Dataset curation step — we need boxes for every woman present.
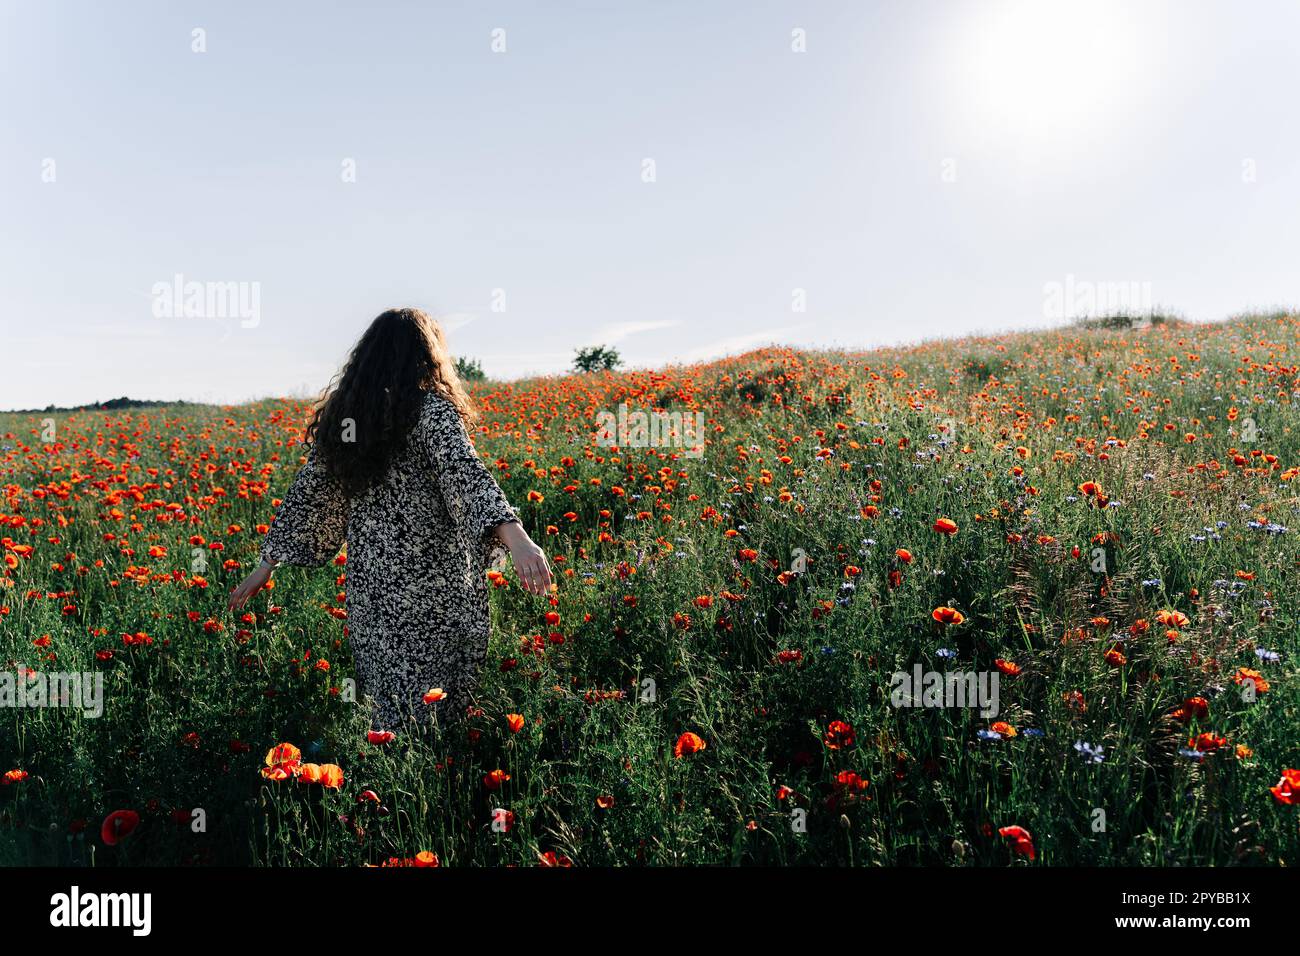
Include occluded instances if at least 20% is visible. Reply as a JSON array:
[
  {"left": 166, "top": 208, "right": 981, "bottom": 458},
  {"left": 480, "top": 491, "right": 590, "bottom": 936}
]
[{"left": 228, "top": 308, "right": 552, "bottom": 731}]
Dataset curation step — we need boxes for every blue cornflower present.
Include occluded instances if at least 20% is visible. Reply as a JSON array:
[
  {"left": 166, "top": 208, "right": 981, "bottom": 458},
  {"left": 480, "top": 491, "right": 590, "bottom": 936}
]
[{"left": 1074, "top": 741, "right": 1105, "bottom": 763}]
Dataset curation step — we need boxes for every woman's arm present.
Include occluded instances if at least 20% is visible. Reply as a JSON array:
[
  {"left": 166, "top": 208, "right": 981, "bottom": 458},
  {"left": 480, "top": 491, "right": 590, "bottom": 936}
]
[
  {"left": 420, "top": 392, "right": 553, "bottom": 596},
  {"left": 228, "top": 444, "right": 345, "bottom": 611}
]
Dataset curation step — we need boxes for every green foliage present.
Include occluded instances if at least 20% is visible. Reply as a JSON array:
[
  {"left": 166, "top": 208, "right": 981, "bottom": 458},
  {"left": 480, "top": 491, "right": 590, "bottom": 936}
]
[
  {"left": 572, "top": 345, "right": 623, "bottom": 374},
  {"left": 454, "top": 356, "right": 486, "bottom": 382}
]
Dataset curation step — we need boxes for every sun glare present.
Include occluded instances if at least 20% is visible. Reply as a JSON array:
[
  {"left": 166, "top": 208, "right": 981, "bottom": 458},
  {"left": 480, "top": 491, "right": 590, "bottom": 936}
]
[{"left": 955, "top": 0, "right": 1148, "bottom": 147}]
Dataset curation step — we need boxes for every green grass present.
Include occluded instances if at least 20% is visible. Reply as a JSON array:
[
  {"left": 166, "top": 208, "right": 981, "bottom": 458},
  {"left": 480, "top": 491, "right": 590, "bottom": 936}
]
[{"left": 1, "top": 313, "right": 1297, "bottom": 866}]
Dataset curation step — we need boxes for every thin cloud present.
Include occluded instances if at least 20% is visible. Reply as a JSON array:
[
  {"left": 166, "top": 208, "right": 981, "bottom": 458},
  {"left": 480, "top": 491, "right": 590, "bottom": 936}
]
[
  {"left": 437, "top": 313, "right": 478, "bottom": 333},
  {"left": 586, "top": 319, "right": 683, "bottom": 347}
]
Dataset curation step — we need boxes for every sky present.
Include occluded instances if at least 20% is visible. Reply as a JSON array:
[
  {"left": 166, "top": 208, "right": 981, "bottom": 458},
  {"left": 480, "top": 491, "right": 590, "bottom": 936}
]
[{"left": 2, "top": 0, "right": 1299, "bottom": 409}]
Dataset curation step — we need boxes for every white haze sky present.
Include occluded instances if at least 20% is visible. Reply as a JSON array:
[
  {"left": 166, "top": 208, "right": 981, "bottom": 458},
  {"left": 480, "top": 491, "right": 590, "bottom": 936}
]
[{"left": 2, "top": 0, "right": 1299, "bottom": 409}]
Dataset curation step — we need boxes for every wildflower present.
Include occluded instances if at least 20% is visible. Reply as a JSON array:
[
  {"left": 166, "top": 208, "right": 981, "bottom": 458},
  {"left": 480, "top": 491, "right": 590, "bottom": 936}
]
[
  {"left": 1187, "top": 732, "right": 1227, "bottom": 754},
  {"left": 932, "top": 606, "right": 965, "bottom": 625},
  {"left": 261, "top": 742, "right": 302, "bottom": 780},
  {"left": 674, "top": 731, "right": 707, "bottom": 758},
  {"left": 318, "top": 764, "right": 344, "bottom": 789},
  {"left": 1169, "top": 696, "right": 1209, "bottom": 722},
  {"left": 822, "top": 721, "right": 855, "bottom": 750},
  {"left": 1155, "top": 609, "right": 1190, "bottom": 628},
  {"left": 1270, "top": 769, "right": 1300, "bottom": 805},
  {"left": 1073, "top": 741, "right": 1105, "bottom": 763},
  {"left": 1233, "top": 668, "right": 1270, "bottom": 694},
  {"left": 998, "top": 825, "right": 1035, "bottom": 861},
  {"left": 101, "top": 809, "right": 141, "bottom": 847}
]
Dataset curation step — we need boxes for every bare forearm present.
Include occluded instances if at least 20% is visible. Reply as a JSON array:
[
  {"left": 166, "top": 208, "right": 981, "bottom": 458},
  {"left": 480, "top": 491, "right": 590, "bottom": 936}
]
[{"left": 494, "top": 519, "right": 528, "bottom": 548}]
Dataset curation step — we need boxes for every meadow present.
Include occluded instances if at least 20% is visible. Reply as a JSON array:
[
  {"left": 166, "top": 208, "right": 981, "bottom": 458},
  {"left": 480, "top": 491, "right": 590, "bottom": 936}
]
[{"left": 1, "top": 313, "right": 1297, "bottom": 866}]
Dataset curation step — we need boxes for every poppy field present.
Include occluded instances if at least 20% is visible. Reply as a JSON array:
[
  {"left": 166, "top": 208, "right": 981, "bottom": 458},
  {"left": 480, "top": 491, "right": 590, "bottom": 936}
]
[{"left": 1, "top": 313, "right": 1298, "bottom": 867}]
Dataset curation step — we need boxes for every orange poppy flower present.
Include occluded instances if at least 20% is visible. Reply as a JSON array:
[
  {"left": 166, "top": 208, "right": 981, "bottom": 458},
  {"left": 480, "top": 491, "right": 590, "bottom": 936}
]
[
  {"left": 932, "top": 606, "right": 965, "bottom": 625},
  {"left": 319, "top": 764, "right": 345, "bottom": 789},
  {"left": 1270, "top": 769, "right": 1300, "bottom": 805},
  {"left": 1233, "top": 668, "right": 1270, "bottom": 694},
  {"left": 264, "top": 742, "right": 301, "bottom": 768},
  {"left": 1155, "top": 609, "right": 1189, "bottom": 628},
  {"left": 674, "top": 732, "right": 707, "bottom": 758}
]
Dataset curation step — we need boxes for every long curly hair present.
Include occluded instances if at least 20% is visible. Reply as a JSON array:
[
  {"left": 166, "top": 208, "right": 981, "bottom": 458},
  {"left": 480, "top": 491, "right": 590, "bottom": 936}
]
[{"left": 306, "top": 308, "right": 477, "bottom": 498}]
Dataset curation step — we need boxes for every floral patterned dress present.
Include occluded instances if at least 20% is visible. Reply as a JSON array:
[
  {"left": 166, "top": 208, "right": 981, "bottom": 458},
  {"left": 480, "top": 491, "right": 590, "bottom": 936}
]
[{"left": 260, "top": 390, "right": 519, "bottom": 731}]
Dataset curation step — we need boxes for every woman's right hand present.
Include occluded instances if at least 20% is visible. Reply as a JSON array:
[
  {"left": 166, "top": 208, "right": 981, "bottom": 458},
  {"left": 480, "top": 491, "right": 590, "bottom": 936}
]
[
  {"left": 497, "top": 522, "right": 553, "bottom": 595},
  {"left": 228, "top": 561, "right": 275, "bottom": 611}
]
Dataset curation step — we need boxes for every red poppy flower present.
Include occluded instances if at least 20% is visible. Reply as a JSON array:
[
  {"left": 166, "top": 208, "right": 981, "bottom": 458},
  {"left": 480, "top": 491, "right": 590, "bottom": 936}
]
[
  {"left": 101, "top": 809, "right": 141, "bottom": 846},
  {"left": 673, "top": 732, "right": 707, "bottom": 758},
  {"left": 998, "top": 825, "right": 1035, "bottom": 860},
  {"left": 1270, "top": 769, "right": 1300, "bottom": 805},
  {"left": 823, "top": 720, "right": 855, "bottom": 750}
]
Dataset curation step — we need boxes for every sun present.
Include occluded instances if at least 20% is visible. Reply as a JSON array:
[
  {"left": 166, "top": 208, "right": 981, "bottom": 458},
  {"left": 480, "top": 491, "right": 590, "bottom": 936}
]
[{"left": 951, "top": 0, "right": 1148, "bottom": 148}]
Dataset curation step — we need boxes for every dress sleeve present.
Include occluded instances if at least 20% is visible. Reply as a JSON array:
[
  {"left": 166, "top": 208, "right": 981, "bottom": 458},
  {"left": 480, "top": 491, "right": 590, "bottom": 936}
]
[
  {"left": 418, "top": 392, "right": 519, "bottom": 566},
  {"left": 260, "top": 444, "right": 348, "bottom": 567}
]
